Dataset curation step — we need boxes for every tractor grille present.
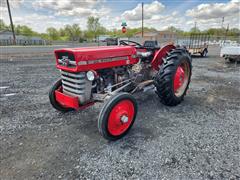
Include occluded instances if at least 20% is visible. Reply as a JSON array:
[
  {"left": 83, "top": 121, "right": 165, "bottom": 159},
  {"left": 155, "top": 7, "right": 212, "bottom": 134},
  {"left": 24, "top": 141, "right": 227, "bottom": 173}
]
[{"left": 61, "top": 70, "right": 92, "bottom": 104}]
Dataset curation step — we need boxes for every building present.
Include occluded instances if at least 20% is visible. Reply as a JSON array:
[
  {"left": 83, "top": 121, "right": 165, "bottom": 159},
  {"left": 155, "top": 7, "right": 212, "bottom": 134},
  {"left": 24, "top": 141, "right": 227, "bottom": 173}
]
[
  {"left": 134, "top": 31, "right": 177, "bottom": 44},
  {"left": 0, "top": 30, "right": 47, "bottom": 46}
]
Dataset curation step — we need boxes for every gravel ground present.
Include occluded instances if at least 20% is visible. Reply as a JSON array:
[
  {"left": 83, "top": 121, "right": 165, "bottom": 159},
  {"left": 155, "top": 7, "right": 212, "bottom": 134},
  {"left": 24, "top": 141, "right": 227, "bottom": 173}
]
[{"left": 0, "top": 46, "right": 239, "bottom": 179}]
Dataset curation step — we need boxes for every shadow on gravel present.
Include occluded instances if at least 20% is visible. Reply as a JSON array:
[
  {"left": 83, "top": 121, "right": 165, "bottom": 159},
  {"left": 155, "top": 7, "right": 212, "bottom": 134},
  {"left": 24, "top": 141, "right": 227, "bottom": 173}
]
[{"left": 225, "top": 60, "right": 240, "bottom": 66}]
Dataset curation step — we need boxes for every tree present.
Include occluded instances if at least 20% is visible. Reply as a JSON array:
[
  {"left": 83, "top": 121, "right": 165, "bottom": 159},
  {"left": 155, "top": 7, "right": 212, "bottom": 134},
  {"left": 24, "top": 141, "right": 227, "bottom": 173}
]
[
  {"left": 15, "top": 25, "right": 35, "bottom": 36},
  {"left": 15, "top": 25, "right": 21, "bottom": 34},
  {"left": 190, "top": 27, "right": 201, "bottom": 33},
  {"left": 87, "top": 16, "right": 101, "bottom": 40},
  {"left": 59, "top": 28, "right": 66, "bottom": 36},
  {"left": 228, "top": 28, "right": 240, "bottom": 36},
  {"left": 71, "top": 24, "right": 81, "bottom": 41},
  {"left": 97, "top": 26, "right": 107, "bottom": 35},
  {"left": 0, "top": 19, "right": 8, "bottom": 30},
  {"left": 106, "top": 27, "right": 158, "bottom": 38},
  {"left": 167, "top": 26, "right": 184, "bottom": 34},
  {"left": 64, "top": 24, "right": 81, "bottom": 41},
  {"left": 46, "top": 27, "right": 59, "bottom": 40}
]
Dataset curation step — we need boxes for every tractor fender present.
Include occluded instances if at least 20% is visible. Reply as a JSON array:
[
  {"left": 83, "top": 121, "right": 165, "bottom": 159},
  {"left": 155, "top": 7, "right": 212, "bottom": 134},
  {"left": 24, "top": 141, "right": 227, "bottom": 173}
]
[{"left": 151, "top": 44, "right": 176, "bottom": 71}]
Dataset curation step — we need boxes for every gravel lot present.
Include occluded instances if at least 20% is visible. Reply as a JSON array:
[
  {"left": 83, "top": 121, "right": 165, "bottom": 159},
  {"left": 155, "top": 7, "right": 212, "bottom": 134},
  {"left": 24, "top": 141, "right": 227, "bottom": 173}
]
[{"left": 0, "top": 45, "right": 239, "bottom": 179}]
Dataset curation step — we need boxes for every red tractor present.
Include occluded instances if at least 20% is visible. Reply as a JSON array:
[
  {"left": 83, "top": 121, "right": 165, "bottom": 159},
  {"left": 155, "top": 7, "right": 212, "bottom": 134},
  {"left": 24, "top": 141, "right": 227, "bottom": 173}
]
[{"left": 49, "top": 40, "right": 192, "bottom": 140}]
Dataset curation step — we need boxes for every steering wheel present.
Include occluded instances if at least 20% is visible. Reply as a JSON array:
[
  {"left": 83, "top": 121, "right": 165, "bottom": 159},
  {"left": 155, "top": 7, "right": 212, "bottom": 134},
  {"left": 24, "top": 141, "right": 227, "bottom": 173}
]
[{"left": 119, "top": 40, "right": 143, "bottom": 48}]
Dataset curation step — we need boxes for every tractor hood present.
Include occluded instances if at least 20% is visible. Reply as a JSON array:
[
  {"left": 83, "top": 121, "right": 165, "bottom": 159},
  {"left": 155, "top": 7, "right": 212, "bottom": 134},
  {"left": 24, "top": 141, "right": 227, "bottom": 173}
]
[{"left": 54, "top": 46, "right": 138, "bottom": 72}]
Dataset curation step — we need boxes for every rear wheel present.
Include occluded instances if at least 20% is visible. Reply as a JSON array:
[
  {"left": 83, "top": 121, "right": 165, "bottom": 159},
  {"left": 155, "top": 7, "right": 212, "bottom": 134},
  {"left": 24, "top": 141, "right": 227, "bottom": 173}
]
[
  {"left": 201, "top": 49, "right": 208, "bottom": 57},
  {"left": 229, "top": 58, "right": 236, "bottom": 63},
  {"left": 49, "top": 79, "right": 73, "bottom": 112},
  {"left": 154, "top": 48, "right": 192, "bottom": 106},
  {"left": 98, "top": 93, "right": 138, "bottom": 141}
]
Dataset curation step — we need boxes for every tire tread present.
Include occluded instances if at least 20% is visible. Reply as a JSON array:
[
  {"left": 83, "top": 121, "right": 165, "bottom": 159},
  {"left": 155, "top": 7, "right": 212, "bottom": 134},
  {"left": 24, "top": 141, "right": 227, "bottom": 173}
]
[{"left": 154, "top": 49, "right": 192, "bottom": 106}]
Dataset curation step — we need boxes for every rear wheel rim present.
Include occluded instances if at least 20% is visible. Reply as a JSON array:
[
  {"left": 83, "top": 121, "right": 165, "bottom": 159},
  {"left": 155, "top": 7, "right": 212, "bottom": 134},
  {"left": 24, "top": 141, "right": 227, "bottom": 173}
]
[
  {"left": 108, "top": 100, "right": 135, "bottom": 136},
  {"left": 174, "top": 61, "right": 190, "bottom": 97}
]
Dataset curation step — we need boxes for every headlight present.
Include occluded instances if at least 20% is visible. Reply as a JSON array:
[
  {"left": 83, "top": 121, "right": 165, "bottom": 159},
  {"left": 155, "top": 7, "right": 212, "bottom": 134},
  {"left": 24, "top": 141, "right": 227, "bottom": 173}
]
[{"left": 86, "top": 71, "right": 95, "bottom": 81}]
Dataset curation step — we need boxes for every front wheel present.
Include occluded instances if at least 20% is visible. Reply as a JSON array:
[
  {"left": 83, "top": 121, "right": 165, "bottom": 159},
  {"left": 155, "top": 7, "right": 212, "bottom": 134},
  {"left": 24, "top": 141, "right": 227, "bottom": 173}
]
[
  {"left": 154, "top": 48, "right": 192, "bottom": 106},
  {"left": 49, "top": 79, "right": 73, "bottom": 112},
  {"left": 98, "top": 93, "right": 138, "bottom": 141}
]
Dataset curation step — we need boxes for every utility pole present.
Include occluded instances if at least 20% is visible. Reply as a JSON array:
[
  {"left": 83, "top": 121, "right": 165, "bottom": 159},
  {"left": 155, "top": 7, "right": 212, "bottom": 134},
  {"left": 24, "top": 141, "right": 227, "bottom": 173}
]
[
  {"left": 194, "top": 21, "right": 197, "bottom": 32},
  {"left": 142, "top": 2, "right": 144, "bottom": 38},
  {"left": 6, "top": 0, "right": 16, "bottom": 45},
  {"left": 224, "top": 23, "right": 229, "bottom": 43},
  {"left": 221, "top": 17, "right": 224, "bottom": 29}
]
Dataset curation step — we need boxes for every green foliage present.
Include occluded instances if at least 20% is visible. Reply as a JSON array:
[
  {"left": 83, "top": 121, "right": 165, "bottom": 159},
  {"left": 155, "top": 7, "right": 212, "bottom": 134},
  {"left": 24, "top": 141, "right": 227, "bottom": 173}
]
[
  {"left": 97, "top": 26, "right": 107, "bottom": 35},
  {"left": 15, "top": 25, "right": 36, "bottom": 36},
  {"left": 0, "top": 19, "right": 8, "bottom": 30},
  {"left": 190, "top": 27, "right": 201, "bottom": 33},
  {"left": 86, "top": 16, "right": 108, "bottom": 40},
  {"left": 107, "top": 27, "right": 157, "bottom": 38},
  {"left": 167, "top": 26, "right": 184, "bottom": 34},
  {"left": 64, "top": 24, "right": 81, "bottom": 41},
  {"left": 0, "top": 19, "right": 239, "bottom": 42},
  {"left": 46, "top": 27, "right": 59, "bottom": 40},
  {"left": 86, "top": 16, "right": 101, "bottom": 40},
  {"left": 202, "top": 27, "right": 240, "bottom": 37},
  {"left": 59, "top": 28, "right": 66, "bottom": 36},
  {"left": 39, "top": 33, "right": 49, "bottom": 40}
]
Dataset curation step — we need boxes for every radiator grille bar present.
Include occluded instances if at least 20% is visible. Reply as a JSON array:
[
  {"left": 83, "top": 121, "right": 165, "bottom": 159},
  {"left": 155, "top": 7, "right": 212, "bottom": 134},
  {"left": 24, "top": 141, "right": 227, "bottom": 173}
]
[{"left": 61, "top": 70, "right": 85, "bottom": 95}]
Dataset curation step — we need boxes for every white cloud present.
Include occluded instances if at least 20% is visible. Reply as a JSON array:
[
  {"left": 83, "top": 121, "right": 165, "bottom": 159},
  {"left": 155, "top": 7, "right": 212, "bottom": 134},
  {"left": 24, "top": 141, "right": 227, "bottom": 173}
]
[
  {"left": 1, "top": 0, "right": 239, "bottom": 33},
  {"left": 0, "top": 0, "right": 24, "bottom": 8},
  {"left": 0, "top": 0, "right": 24, "bottom": 18},
  {"left": 186, "top": 15, "right": 240, "bottom": 30},
  {"left": 0, "top": 6, "right": 7, "bottom": 14},
  {"left": 55, "top": 6, "right": 110, "bottom": 17},
  {"left": 33, "top": 0, "right": 110, "bottom": 17},
  {"left": 99, "top": 15, "right": 121, "bottom": 30},
  {"left": 144, "top": 12, "right": 189, "bottom": 31},
  {"left": 186, "top": 0, "right": 240, "bottom": 19},
  {"left": 6, "top": 13, "right": 66, "bottom": 32},
  {"left": 33, "top": 0, "right": 99, "bottom": 10},
  {"left": 114, "top": 9, "right": 189, "bottom": 31},
  {"left": 122, "top": 1, "right": 165, "bottom": 21}
]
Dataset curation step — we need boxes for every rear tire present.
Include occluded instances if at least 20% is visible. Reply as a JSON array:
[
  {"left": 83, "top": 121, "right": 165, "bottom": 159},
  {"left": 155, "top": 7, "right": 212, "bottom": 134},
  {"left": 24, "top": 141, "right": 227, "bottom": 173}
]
[
  {"left": 98, "top": 93, "right": 138, "bottom": 141},
  {"left": 154, "top": 48, "right": 192, "bottom": 106},
  {"left": 201, "top": 49, "right": 208, "bottom": 57},
  {"left": 49, "top": 79, "right": 73, "bottom": 112},
  {"left": 229, "top": 58, "right": 235, "bottom": 63}
]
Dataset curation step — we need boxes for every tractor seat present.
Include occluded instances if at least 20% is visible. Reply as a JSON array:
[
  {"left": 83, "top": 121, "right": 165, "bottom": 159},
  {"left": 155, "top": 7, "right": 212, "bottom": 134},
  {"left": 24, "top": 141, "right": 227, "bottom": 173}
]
[{"left": 143, "top": 40, "right": 160, "bottom": 50}]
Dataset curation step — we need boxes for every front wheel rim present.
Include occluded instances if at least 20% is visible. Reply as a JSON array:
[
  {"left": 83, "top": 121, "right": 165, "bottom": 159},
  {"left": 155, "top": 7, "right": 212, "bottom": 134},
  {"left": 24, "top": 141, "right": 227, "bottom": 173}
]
[
  {"left": 108, "top": 100, "right": 135, "bottom": 136},
  {"left": 173, "top": 61, "right": 190, "bottom": 97}
]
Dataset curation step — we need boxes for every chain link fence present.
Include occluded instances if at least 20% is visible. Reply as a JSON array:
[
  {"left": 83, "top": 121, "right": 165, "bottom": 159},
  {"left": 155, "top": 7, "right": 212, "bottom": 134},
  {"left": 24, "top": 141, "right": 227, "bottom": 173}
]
[{"left": 0, "top": 39, "right": 52, "bottom": 46}]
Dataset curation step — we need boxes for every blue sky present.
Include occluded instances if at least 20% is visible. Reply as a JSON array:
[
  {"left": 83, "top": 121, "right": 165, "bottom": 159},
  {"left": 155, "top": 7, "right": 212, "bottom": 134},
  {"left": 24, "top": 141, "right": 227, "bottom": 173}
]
[{"left": 1, "top": 0, "right": 239, "bottom": 32}]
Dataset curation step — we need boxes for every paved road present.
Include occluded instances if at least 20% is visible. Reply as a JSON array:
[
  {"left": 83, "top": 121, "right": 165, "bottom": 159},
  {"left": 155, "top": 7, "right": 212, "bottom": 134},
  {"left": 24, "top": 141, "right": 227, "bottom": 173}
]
[
  {"left": 0, "top": 42, "right": 106, "bottom": 55},
  {"left": 0, "top": 46, "right": 240, "bottom": 179}
]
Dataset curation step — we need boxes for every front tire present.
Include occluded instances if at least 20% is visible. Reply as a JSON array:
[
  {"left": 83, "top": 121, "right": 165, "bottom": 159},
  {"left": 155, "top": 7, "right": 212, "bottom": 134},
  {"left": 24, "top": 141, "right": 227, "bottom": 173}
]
[
  {"left": 49, "top": 79, "right": 73, "bottom": 112},
  {"left": 98, "top": 93, "right": 138, "bottom": 141},
  {"left": 154, "top": 48, "right": 192, "bottom": 106}
]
